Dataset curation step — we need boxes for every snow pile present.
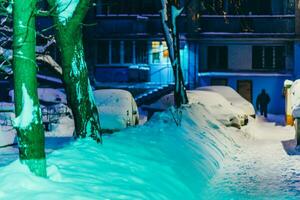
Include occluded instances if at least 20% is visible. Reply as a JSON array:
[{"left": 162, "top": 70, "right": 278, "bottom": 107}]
[{"left": 0, "top": 104, "right": 239, "bottom": 199}]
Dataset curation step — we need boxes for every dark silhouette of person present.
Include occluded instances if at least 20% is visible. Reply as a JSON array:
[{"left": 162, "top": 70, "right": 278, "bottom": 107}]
[{"left": 256, "top": 89, "right": 270, "bottom": 118}]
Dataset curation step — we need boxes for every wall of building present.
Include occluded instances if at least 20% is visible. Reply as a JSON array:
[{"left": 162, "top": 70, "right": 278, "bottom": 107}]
[
  {"left": 198, "top": 73, "right": 292, "bottom": 114},
  {"left": 294, "top": 43, "right": 300, "bottom": 79},
  {"left": 228, "top": 45, "right": 252, "bottom": 71}
]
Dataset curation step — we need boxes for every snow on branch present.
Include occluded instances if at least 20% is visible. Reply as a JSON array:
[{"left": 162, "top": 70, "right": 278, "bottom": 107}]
[{"left": 36, "top": 55, "right": 62, "bottom": 74}]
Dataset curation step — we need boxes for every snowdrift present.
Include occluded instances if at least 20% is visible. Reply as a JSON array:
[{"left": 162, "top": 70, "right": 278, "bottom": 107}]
[{"left": 0, "top": 104, "right": 239, "bottom": 199}]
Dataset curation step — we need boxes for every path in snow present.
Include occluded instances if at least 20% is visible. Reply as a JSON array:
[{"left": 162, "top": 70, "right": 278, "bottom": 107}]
[{"left": 204, "top": 115, "right": 300, "bottom": 200}]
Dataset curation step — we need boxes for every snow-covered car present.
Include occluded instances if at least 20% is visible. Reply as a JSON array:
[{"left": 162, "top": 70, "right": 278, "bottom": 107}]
[
  {"left": 9, "top": 88, "right": 67, "bottom": 104},
  {"left": 93, "top": 89, "right": 139, "bottom": 132},
  {"left": 150, "top": 90, "right": 248, "bottom": 128},
  {"left": 197, "top": 86, "right": 255, "bottom": 118}
]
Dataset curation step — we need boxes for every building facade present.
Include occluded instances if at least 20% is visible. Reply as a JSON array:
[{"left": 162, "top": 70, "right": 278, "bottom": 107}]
[
  {"left": 88, "top": 0, "right": 299, "bottom": 114},
  {"left": 1, "top": 0, "right": 296, "bottom": 113},
  {"left": 192, "top": 0, "right": 296, "bottom": 114}
]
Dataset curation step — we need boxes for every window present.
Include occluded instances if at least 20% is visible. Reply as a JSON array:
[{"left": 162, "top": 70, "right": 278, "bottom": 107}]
[
  {"left": 207, "top": 46, "right": 228, "bottom": 70},
  {"left": 248, "top": 0, "right": 272, "bottom": 15},
  {"left": 162, "top": 41, "right": 169, "bottom": 58},
  {"left": 202, "top": 0, "right": 226, "bottom": 15},
  {"left": 152, "top": 41, "right": 160, "bottom": 64},
  {"left": 136, "top": 41, "right": 148, "bottom": 64},
  {"left": 124, "top": 41, "right": 133, "bottom": 63},
  {"left": 201, "top": 0, "right": 274, "bottom": 15},
  {"left": 97, "top": 40, "right": 109, "bottom": 64},
  {"left": 111, "top": 40, "right": 120, "bottom": 63},
  {"left": 252, "top": 46, "right": 285, "bottom": 70}
]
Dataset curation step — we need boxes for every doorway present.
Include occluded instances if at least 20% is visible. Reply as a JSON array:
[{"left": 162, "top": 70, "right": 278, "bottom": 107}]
[{"left": 237, "top": 80, "right": 252, "bottom": 103}]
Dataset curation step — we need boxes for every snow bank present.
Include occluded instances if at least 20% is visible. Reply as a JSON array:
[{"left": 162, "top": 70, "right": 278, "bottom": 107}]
[
  {"left": 203, "top": 115, "right": 300, "bottom": 200},
  {"left": 0, "top": 104, "right": 239, "bottom": 199},
  {"left": 198, "top": 86, "right": 255, "bottom": 116}
]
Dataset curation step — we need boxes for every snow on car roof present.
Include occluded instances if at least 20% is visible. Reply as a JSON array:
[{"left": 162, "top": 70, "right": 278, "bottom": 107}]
[
  {"left": 9, "top": 88, "right": 67, "bottom": 104},
  {"left": 93, "top": 89, "right": 132, "bottom": 106},
  {"left": 198, "top": 86, "right": 243, "bottom": 101},
  {"left": 197, "top": 86, "right": 255, "bottom": 116}
]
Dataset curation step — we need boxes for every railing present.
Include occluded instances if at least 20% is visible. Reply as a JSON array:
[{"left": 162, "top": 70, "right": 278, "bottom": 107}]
[
  {"left": 191, "top": 15, "right": 295, "bottom": 34},
  {"left": 150, "top": 64, "right": 174, "bottom": 84},
  {"left": 95, "top": 15, "right": 186, "bottom": 35}
]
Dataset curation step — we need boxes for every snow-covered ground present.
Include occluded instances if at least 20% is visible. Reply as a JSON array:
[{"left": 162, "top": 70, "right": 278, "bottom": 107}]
[
  {"left": 204, "top": 115, "right": 300, "bottom": 200},
  {"left": 0, "top": 104, "right": 238, "bottom": 199},
  {"left": 0, "top": 103, "right": 300, "bottom": 199}
]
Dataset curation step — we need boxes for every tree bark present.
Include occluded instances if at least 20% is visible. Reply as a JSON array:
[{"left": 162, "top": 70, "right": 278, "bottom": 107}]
[
  {"left": 48, "top": 0, "right": 101, "bottom": 142},
  {"left": 160, "top": 0, "right": 188, "bottom": 108},
  {"left": 13, "top": 0, "right": 46, "bottom": 177}
]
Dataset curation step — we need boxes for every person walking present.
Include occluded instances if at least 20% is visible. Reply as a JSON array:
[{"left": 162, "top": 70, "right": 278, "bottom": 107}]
[{"left": 256, "top": 89, "right": 271, "bottom": 118}]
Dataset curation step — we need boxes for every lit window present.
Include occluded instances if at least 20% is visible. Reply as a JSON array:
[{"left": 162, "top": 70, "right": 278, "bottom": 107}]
[
  {"left": 162, "top": 41, "right": 169, "bottom": 58},
  {"left": 152, "top": 41, "right": 160, "bottom": 64}
]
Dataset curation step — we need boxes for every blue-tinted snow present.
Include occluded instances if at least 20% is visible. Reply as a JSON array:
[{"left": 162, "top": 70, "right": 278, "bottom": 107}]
[
  {"left": 0, "top": 104, "right": 238, "bottom": 199},
  {"left": 1, "top": 105, "right": 300, "bottom": 199}
]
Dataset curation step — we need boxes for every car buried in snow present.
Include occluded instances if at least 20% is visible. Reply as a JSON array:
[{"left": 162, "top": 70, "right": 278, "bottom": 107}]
[
  {"left": 149, "top": 90, "right": 248, "bottom": 128},
  {"left": 197, "top": 86, "right": 256, "bottom": 118},
  {"left": 93, "top": 89, "right": 139, "bottom": 133}
]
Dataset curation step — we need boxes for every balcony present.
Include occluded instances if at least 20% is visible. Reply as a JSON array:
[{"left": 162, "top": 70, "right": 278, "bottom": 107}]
[
  {"left": 95, "top": 15, "right": 187, "bottom": 37},
  {"left": 190, "top": 15, "right": 295, "bottom": 36}
]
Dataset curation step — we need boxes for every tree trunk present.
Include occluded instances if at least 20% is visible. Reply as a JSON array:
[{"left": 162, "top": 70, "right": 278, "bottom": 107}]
[
  {"left": 48, "top": 0, "right": 101, "bottom": 142},
  {"left": 160, "top": 0, "right": 188, "bottom": 108},
  {"left": 13, "top": 0, "right": 46, "bottom": 177}
]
